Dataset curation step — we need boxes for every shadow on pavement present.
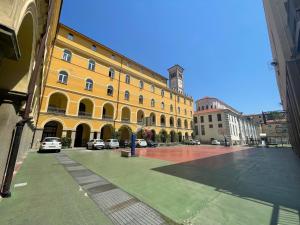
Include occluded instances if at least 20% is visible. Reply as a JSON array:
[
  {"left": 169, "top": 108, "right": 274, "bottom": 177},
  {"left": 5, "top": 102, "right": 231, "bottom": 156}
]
[{"left": 153, "top": 148, "right": 300, "bottom": 225}]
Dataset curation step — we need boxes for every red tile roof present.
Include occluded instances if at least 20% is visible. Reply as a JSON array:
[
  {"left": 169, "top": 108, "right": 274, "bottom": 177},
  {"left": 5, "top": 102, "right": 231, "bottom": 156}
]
[{"left": 194, "top": 109, "right": 225, "bottom": 115}]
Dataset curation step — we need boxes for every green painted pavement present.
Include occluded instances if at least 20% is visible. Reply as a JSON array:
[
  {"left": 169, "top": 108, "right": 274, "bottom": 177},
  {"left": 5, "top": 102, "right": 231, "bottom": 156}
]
[
  {"left": 66, "top": 148, "right": 300, "bottom": 225},
  {"left": 0, "top": 153, "right": 113, "bottom": 225}
]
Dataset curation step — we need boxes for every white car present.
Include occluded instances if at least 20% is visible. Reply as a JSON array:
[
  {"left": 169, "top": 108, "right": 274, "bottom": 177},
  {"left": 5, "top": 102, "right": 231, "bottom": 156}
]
[
  {"left": 135, "top": 139, "right": 147, "bottom": 148},
  {"left": 39, "top": 137, "right": 61, "bottom": 152},
  {"left": 211, "top": 139, "right": 221, "bottom": 145},
  {"left": 105, "top": 139, "right": 119, "bottom": 149},
  {"left": 87, "top": 139, "right": 105, "bottom": 150},
  {"left": 195, "top": 140, "right": 201, "bottom": 145}
]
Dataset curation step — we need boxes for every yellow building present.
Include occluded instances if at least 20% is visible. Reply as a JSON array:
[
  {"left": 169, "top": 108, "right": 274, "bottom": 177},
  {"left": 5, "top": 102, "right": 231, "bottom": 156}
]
[{"left": 34, "top": 24, "right": 194, "bottom": 147}]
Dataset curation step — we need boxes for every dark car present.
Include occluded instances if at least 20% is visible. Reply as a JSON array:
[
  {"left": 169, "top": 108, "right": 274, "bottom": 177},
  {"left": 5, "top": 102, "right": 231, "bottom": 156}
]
[{"left": 147, "top": 140, "right": 158, "bottom": 147}]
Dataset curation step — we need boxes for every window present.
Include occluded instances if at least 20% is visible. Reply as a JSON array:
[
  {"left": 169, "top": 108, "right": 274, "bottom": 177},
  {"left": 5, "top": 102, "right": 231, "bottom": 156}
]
[
  {"left": 184, "top": 109, "right": 187, "bottom": 115},
  {"left": 161, "top": 102, "right": 165, "bottom": 110},
  {"left": 62, "top": 50, "right": 72, "bottom": 62},
  {"left": 170, "top": 104, "right": 173, "bottom": 112},
  {"left": 67, "top": 33, "right": 74, "bottom": 40},
  {"left": 201, "top": 125, "right": 205, "bottom": 135},
  {"left": 208, "top": 115, "right": 212, "bottom": 122},
  {"left": 184, "top": 98, "right": 186, "bottom": 104},
  {"left": 195, "top": 126, "right": 199, "bottom": 135},
  {"left": 190, "top": 100, "right": 192, "bottom": 106},
  {"left": 178, "top": 107, "right": 180, "bottom": 114},
  {"left": 210, "top": 105, "right": 213, "bottom": 109},
  {"left": 200, "top": 116, "right": 204, "bottom": 123},
  {"left": 139, "top": 95, "right": 143, "bottom": 104},
  {"left": 107, "top": 85, "right": 113, "bottom": 96},
  {"left": 209, "top": 124, "right": 213, "bottom": 128},
  {"left": 124, "top": 91, "right": 129, "bottom": 100},
  {"left": 151, "top": 99, "right": 155, "bottom": 107},
  {"left": 170, "top": 93, "right": 173, "bottom": 99},
  {"left": 217, "top": 114, "right": 222, "bottom": 121},
  {"left": 109, "top": 68, "right": 115, "bottom": 79},
  {"left": 201, "top": 106, "right": 204, "bottom": 110},
  {"left": 161, "top": 89, "right": 164, "bottom": 97},
  {"left": 206, "top": 105, "right": 208, "bottom": 109},
  {"left": 194, "top": 117, "right": 198, "bottom": 123},
  {"left": 177, "top": 96, "right": 180, "bottom": 102},
  {"left": 85, "top": 79, "right": 93, "bottom": 91},
  {"left": 125, "top": 74, "right": 130, "bottom": 84},
  {"left": 92, "top": 45, "right": 96, "bottom": 51},
  {"left": 151, "top": 85, "right": 155, "bottom": 92},
  {"left": 218, "top": 124, "right": 223, "bottom": 128},
  {"left": 88, "top": 59, "right": 95, "bottom": 71},
  {"left": 58, "top": 71, "right": 68, "bottom": 84},
  {"left": 139, "top": 80, "right": 144, "bottom": 89}
]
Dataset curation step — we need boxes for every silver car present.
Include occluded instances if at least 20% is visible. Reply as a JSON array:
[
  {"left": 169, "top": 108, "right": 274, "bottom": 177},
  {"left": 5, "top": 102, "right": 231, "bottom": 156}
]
[
  {"left": 87, "top": 139, "right": 105, "bottom": 150},
  {"left": 39, "top": 137, "right": 61, "bottom": 153},
  {"left": 105, "top": 139, "right": 119, "bottom": 149}
]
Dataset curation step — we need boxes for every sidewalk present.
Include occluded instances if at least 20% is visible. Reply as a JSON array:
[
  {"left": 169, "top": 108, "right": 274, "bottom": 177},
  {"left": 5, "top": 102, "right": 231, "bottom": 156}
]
[{"left": 0, "top": 152, "right": 113, "bottom": 225}]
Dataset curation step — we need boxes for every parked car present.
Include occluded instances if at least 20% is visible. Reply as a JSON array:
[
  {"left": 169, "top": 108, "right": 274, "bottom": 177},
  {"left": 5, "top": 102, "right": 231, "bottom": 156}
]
[
  {"left": 195, "top": 140, "right": 201, "bottom": 145},
  {"left": 39, "top": 137, "right": 61, "bottom": 153},
  {"left": 105, "top": 139, "right": 120, "bottom": 149},
  {"left": 87, "top": 139, "right": 105, "bottom": 150},
  {"left": 147, "top": 140, "right": 158, "bottom": 147},
  {"left": 136, "top": 139, "right": 148, "bottom": 148},
  {"left": 211, "top": 139, "right": 221, "bottom": 145}
]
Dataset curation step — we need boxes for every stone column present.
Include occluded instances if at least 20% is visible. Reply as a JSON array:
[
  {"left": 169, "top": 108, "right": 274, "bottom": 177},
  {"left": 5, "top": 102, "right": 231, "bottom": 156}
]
[
  {"left": 90, "top": 132, "right": 94, "bottom": 140},
  {"left": 96, "top": 132, "right": 101, "bottom": 139},
  {"left": 71, "top": 131, "right": 76, "bottom": 148},
  {"left": 61, "top": 130, "right": 67, "bottom": 138}
]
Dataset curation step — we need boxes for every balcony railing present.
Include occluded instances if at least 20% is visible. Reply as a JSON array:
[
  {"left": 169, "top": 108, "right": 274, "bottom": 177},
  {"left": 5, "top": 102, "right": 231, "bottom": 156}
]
[
  {"left": 78, "top": 111, "right": 92, "bottom": 117},
  {"left": 161, "top": 123, "right": 166, "bottom": 127},
  {"left": 121, "top": 118, "right": 130, "bottom": 123},
  {"left": 102, "top": 115, "right": 113, "bottom": 121},
  {"left": 47, "top": 106, "right": 66, "bottom": 115}
]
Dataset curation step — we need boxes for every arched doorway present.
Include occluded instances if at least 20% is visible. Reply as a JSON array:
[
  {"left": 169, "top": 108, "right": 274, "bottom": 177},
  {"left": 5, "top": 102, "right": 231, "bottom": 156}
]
[
  {"left": 150, "top": 113, "right": 156, "bottom": 126},
  {"left": 118, "top": 125, "right": 132, "bottom": 143},
  {"left": 184, "top": 120, "right": 188, "bottom": 129},
  {"left": 137, "top": 110, "right": 144, "bottom": 125},
  {"left": 74, "top": 124, "right": 90, "bottom": 147},
  {"left": 47, "top": 92, "right": 68, "bottom": 114},
  {"left": 42, "top": 121, "right": 63, "bottom": 140},
  {"left": 78, "top": 99, "right": 93, "bottom": 117},
  {"left": 185, "top": 132, "right": 189, "bottom": 140},
  {"left": 170, "top": 130, "right": 176, "bottom": 142},
  {"left": 170, "top": 117, "right": 174, "bottom": 127},
  {"left": 178, "top": 132, "right": 182, "bottom": 142},
  {"left": 102, "top": 103, "right": 114, "bottom": 120},
  {"left": 100, "top": 124, "right": 113, "bottom": 140},
  {"left": 151, "top": 129, "right": 156, "bottom": 141},
  {"left": 121, "top": 107, "right": 131, "bottom": 122},
  {"left": 160, "top": 115, "right": 166, "bottom": 127},
  {"left": 160, "top": 130, "right": 168, "bottom": 143},
  {"left": 177, "top": 118, "right": 182, "bottom": 128}
]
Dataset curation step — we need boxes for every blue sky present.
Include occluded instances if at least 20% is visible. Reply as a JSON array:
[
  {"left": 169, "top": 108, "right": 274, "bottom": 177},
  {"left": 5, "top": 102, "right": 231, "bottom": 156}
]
[{"left": 60, "top": 0, "right": 281, "bottom": 114}]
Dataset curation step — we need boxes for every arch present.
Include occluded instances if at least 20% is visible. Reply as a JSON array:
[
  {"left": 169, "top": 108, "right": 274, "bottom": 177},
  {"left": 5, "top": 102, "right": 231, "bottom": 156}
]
[
  {"left": 101, "top": 124, "right": 114, "bottom": 140},
  {"left": 0, "top": 11, "right": 35, "bottom": 92},
  {"left": 150, "top": 112, "right": 156, "bottom": 126},
  {"left": 160, "top": 129, "right": 168, "bottom": 143},
  {"left": 41, "top": 117, "right": 66, "bottom": 129},
  {"left": 178, "top": 132, "right": 183, "bottom": 142},
  {"left": 42, "top": 121, "right": 63, "bottom": 140},
  {"left": 102, "top": 102, "right": 114, "bottom": 120},
  {"left": 170, "top": 130, "right": 176, "bottom": 142},
  {"left": 137, "top": 110, "right": 144, "bottom": 124},
  {"left": 118, "top": 125, "right": 132, "bottom": 145},
  {"left": 177, "top": 118, "right": 182, "bottom": 128},
  {"left": 74, "top": 123, "right": 91, "bottom": 147},
  {"left": 185, "top": 132, "right": 189, "bottom": 140},
  {"left": 78, "top": 98, "right": 93, "bottom": 117},
  {"left": 62, "top": 49, "right": 72, "bottom": 62},
  {"left": 184, "top": 119, "right": 188, "bottom": 129},
  {"left": 160, "top": 115, "right": 166, "bottom": 127},
  {"left": 121, "top": 107, "right": 131, "bottom": 122},
  {"left": 85, "top": 78, "right": 93, "bottom": 91},
  {"left": 58, "top": 70, "right": 68, "bottom": 84},
  {"left": 47, "top": 92, "right": 68, "bottom": 115},
  {"left": 170, "top": 116, "right": 174, "bottom": 127}
]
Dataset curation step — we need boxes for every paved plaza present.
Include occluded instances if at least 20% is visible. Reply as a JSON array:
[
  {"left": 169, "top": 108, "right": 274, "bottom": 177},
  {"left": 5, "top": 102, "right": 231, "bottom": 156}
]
[{"left": 0, "top": 146, "right": 300, "bottom": 225}]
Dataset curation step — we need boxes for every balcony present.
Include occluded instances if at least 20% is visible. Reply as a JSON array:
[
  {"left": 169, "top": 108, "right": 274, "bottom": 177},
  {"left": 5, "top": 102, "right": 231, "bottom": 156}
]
[
  {"left": 102, "top": 115, "right": 113, "bottom": 121},
  {"left": 78, "top": 111, "right": 92, "bottom": 118},
  {"left": 121, "top": 118, "right": 130, "bottom": 123},
  {"left": 47, "top": 106, "right": 66, "bottom": 115}
]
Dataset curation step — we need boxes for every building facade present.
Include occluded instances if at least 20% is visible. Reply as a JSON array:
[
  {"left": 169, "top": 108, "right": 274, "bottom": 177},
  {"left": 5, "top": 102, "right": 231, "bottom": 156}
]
[
  {"left": 263, "top": 0, "right": 300, "bottom": 154},
  {"left": 0, "top": 0, "right": 62, "bottom": 196},
  {"left": 194, "top": 97, "right": 258, "bottom": 145},
  {"left": 33, "top": 24, "right": 194, "bottom": 147}
]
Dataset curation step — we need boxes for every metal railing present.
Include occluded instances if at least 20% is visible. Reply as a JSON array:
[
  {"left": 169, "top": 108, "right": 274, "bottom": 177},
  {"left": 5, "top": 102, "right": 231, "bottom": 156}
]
[
  {"left": 47, "top": 106, "right": 66, "bottom": 115},
  {"left": 78, "top": 111, "right": 92, "bottom": 117}
]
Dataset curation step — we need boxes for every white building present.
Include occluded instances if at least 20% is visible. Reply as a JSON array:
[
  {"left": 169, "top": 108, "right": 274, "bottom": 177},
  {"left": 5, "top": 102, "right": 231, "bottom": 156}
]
[{"left": 194, "top": 97, "right": 259, "bottom": 145}]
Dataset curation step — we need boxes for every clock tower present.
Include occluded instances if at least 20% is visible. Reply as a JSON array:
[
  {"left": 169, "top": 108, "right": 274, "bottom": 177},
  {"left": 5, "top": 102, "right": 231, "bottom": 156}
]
[{"left": 168, "top": 64, "right": 184, "bottom": 94}]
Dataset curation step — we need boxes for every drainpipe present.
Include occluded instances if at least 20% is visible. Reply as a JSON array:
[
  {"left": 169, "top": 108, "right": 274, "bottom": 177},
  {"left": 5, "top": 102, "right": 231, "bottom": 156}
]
[{"left": 113, "top": 58, "right": 123, "bottom": 136}]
